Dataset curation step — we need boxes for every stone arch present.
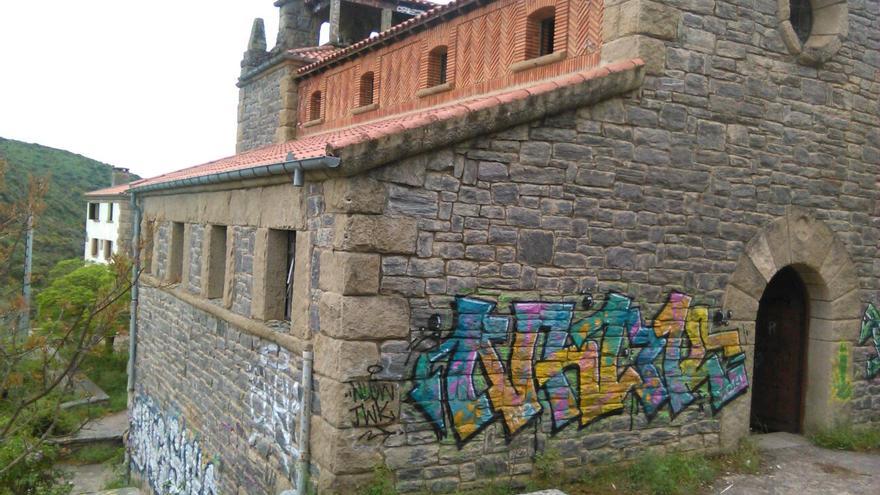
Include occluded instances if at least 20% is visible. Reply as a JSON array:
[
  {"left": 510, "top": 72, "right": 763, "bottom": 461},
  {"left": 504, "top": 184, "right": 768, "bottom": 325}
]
[{"left": 719, "top": 206, "right": 861, "bottom": 446}]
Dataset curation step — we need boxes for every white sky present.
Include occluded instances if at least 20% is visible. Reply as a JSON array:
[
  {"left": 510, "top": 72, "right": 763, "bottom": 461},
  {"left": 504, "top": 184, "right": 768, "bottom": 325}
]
[{"left": 0, "top": 1, "right": 287, "bottom": 178}]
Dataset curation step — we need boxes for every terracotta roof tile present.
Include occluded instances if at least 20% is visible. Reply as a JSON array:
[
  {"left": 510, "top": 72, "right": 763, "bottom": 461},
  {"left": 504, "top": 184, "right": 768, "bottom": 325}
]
[
  {"left": 286, "top": 45, "right": 341, "bottom": 62},
  {"left": 85, "top": 179, "right": 146, "bottom": 197},
  {"left": 133, "top": 62, "right": 642, "bottom": 191}
]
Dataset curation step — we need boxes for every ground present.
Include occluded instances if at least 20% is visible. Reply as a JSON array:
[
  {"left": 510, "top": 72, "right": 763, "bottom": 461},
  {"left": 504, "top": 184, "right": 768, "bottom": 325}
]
[{"left": 712, "top": 433, "right": 880, "bottom": 494}]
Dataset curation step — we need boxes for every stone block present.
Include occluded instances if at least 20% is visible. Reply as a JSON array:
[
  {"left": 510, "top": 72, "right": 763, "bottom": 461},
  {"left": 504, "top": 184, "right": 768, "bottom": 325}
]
[
  {"left": 319, "top": 251, "right": 380, "bottom": 295},
  {"left": 310, "top": 415, "right": 382, "bottom": 475},
  {"left": 600, "top": 35, "right": 668, "bottom": 75},
  {"left": 259, "top": 184, "right": 306, "bottom": 229},
  {"left": 604, "top": 0, "right": 681, "bottom": 42},
  {"left": 517, "top": 230, "right": 554, "bottom": 265},
  {"left": 333, "top": 215, "right": 418, "bottom": 254},
  {"left": 324, "top": 176, "right": 386, "bottom": 214},
  {"left": 319, "top": 293, "right": 410, "bottom": 340},
  {"left": 313, "top": 334, "right": 379, "bottom": 381},
  {"left": 319, "top": 378, "right": 401, "bottom": 428}
]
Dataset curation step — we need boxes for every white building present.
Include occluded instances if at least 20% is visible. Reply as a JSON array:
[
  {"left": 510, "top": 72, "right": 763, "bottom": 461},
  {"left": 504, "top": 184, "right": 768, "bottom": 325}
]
[{"left": 84, "top": 177, "right": 137, "bottom": 264}]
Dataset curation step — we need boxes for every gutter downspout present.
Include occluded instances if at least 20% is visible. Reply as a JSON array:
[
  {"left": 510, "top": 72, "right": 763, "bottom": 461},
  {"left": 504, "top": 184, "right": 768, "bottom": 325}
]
[
  {"left": 296, "top": 350, "right": 313, "bottom": 495},
  {"left": 124, "top": 191, "right": 141, "bottom": 480}
]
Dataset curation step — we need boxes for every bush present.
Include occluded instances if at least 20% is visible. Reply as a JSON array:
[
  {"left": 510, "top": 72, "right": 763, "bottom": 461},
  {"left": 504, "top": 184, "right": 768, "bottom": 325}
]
[{"left": 810, "top": 423, "right": 880, "bottom": 452}]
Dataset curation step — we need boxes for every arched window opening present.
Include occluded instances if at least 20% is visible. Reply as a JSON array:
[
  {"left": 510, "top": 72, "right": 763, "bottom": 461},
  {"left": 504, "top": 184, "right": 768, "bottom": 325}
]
[
  {"left": 309, "top": 91, "right": 322, "bottom": 121},
  {"left": 427, "top": 46, "right": 448, "bottom": 87},
  {"left": 789, "top": 0, "right": 812, "bottom": 45},
  {"left": 359, "top": 72, "right": 375, "bottom": 106},
  {"left": 526, "top": 7, "right": 556, "bottom": 59}
]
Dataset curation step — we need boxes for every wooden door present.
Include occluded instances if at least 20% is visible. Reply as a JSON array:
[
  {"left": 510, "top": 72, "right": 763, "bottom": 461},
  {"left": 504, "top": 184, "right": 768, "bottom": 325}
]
[{"left": 750, "top": 267, "right": 807, "bottom": 433}]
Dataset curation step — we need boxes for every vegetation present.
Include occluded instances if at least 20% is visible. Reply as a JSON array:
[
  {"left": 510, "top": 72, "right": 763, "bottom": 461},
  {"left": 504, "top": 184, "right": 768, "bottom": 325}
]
[
  {"left": 357, "top": 440, "right": 762, "bottom": 495},
  {"left": 810, "top": 423, "right": 880, "bottom": 452},
  {"left": 0, "top": 137, "right": 137, "bottom": 295}
]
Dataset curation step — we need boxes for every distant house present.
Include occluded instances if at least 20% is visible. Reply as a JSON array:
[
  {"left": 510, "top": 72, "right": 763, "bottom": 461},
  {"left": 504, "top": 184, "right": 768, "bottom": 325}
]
[{"left": 83, "top": 168, "right": 137, "bottom": 264}]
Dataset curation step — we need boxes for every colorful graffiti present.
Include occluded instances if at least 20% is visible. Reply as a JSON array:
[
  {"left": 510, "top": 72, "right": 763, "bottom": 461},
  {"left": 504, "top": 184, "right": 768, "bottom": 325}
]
[
  {"left": 246, "top": 344, "right": 302, "bottom": 481},
  {"left": 130, "top": 395, "right": 219, "bottom": 495},
  {"left": 860, "top": 304, "right": 880, "bottom": 379},
  {"left": 408, "top": 292, "right": 748, "bottom": 446}
]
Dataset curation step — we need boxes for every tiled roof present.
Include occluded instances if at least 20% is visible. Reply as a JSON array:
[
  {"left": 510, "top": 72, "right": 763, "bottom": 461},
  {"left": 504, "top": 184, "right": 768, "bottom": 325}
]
[
  {"left": 286, "top": 45, "right": 341, "bottom": 62},
  {"left": 132, "top": 59, "right": 643, "bottom": 192},
  {"left": 297, "top": 0, "right": 482, "bottom": 77},
  {"left": 85, "top": 180, "right": 145, "bottom": 197}
]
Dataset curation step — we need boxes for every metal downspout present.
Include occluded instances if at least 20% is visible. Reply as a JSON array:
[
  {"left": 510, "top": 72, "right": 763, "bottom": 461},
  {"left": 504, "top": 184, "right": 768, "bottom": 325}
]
[
  {"left": 296, "top": 351, "right": 313, "bottom": 495},
  {"left": 126, "top": 192, "right": 140, "bottom": 395},
  {"left": 124, "top": 191, "right": 140, "bottom": 480}
]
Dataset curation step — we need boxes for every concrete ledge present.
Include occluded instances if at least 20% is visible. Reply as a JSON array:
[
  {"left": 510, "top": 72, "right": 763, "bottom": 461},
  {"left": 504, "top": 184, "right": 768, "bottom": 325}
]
[
  {"left": 351, "top": 102, "right": 379, "bottom": 115},
  {"left": 509, "top": 50, "right": 567, "bottom": 73},
  {"left": 140, "top": 274, "right": 307, "bottom": 354},
  {"left": 416, "top": 82, "right": 455, "bottom": 98}
]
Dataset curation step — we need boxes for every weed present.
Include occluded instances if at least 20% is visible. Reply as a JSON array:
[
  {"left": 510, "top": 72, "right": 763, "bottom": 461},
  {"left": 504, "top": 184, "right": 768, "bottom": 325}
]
[
  {"left": 712, "top": 438, "right": 761, "bottom": 475},
  {"left": 532, "top": 447, "right": 563, "bottom": 482},
  {"left": 358, "top": 465, "right": 397, "bottom": 495},
  {"left": 68, "top": 445, "right": 123, "bottom": 465},
  {"left": 810, "top": 423, "right": 880, "bottom": 452}
]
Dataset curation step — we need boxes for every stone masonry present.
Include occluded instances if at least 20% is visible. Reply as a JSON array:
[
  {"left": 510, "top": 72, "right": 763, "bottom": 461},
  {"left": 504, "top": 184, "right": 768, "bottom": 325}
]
[{"left": 131, "top": 0, "right": 879, "bottom": 494}]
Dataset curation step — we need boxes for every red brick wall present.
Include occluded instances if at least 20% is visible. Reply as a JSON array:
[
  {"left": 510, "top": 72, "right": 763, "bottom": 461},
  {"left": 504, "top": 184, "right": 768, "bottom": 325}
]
[{"left": 296, "top": 0, "right": 603, "bottom": 134}]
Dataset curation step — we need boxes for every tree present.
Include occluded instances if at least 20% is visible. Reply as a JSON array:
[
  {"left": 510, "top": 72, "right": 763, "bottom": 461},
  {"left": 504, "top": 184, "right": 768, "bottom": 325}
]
[{"left": 0, "top": 158, "right": 135, "bottom": 494}]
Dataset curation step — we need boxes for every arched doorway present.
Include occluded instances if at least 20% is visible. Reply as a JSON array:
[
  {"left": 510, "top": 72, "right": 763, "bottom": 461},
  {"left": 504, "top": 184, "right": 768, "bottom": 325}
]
[
  {"left": 719, "top": 207, "right": 862, "bottom": 448},
  {"left": 750, "top": 266, "right": 808, "bottom": 433}
]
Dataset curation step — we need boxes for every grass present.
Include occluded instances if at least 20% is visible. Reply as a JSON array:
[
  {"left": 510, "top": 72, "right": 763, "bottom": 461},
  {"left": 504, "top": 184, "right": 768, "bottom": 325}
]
[
  {"left": 67, "top": 444, "right": 123, "bottom": 465},
  {"left": 357, "top": 440, "right": 763, "bottom": 495},
  {"left": 78, "top": 351, "right": 128, "bottom": 412},
  {"left": 810, "top": 423, "right": 880, "bottom": 452}
]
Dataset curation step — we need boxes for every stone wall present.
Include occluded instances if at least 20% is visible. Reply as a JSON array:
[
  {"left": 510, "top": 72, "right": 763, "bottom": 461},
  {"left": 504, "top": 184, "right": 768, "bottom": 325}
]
[
  {"left": 133, "top": 286, "right": 305, "bottom": 495},
  {"left": 237, "top": 65, "right": 288, "bottom": 153},
  {"left": 187, "top": 224, "right": 204, "bottom": 295},
  {"left": 231, "top": 226, "right": 257, "bottom": 317},
  {"left": 152, "top": 221, "right": 169, "bottom": 281}
]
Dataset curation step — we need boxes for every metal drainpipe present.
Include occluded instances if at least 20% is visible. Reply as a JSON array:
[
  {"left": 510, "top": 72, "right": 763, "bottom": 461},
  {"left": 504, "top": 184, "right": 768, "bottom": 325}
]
[
  {"left": 296, "top": 350, "right": 314, "bottom": 495},
  {"left": 126, "top": 192, "right": 141, "bottom": 395}
]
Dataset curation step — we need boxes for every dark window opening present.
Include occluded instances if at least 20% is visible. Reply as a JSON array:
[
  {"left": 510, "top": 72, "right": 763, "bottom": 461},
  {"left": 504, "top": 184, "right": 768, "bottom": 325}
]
[
  {"left": 539, "top": 16, "right": 555, "bottom": 56},
  {"left": 284, "top": 231, "right": 296, "bottom": 321},
  {"left": 309, "top": 91, "right": 322, "bottom": 121},
  {"left": 359, "top": 72, "right": 375, "bottom": 106},
  {"left": 526, "top": 7, "right": 556, "bottom": 60},
  {"left": 88, "top": 203, "right": 99, "bottom": 220},
  {"left": 107, "top": 203, "right": 114, "bottom": 222},
  {"left": 104, "top": 240, "right": 113, "bottom": 259},
  {"left": 90, "top": 238, "right": 99, "bottom": 257},
  {"left": 427, "top": 46, "right": 448, "bottom": 87},
  {"left": 790, "top": 0, "right": 813, "bottom": 45}
]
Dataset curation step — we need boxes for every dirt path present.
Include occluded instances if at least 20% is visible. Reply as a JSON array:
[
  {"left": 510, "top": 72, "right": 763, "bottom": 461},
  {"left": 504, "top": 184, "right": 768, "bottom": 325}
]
[{"left": 712, "top": 432, "right": 880, "bottom": 494}]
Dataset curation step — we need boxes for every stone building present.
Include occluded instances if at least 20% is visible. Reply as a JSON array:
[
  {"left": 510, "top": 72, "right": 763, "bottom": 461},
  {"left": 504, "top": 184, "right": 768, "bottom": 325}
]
[{"left": 125, "top": 0, "right": 879, "bottom": 494}]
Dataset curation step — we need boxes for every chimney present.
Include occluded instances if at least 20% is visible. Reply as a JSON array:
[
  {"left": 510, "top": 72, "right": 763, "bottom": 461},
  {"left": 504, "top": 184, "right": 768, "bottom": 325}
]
[{"left": 111, "top": 167, "right": 131, "bottom": 187}]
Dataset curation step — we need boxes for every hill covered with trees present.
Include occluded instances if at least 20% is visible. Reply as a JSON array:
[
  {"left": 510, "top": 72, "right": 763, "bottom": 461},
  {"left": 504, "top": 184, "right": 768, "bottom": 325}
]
[{"left": 0, "top": 137, "right": 137, "bottom": 288}]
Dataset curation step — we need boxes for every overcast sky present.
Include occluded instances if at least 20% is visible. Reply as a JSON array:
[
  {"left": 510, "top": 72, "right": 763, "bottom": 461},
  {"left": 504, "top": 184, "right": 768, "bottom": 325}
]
[{"left": 0, "top": 1, "right": 286, "bottom": 178}]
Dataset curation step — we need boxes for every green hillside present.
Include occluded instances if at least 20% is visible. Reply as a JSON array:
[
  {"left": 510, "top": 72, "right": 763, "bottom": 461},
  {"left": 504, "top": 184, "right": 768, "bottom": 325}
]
[{"left": 0, "top": 137, "right": 137, "bottom": 289}]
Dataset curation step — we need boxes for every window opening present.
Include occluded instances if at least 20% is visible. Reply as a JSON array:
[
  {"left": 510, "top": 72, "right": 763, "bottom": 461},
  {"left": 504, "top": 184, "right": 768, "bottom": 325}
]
[
  {"left": 427, "top": 46, "right": 448, "bottom": 87},
  {"left": 107, "top": 203, "right": 114, "bottom": 222},
  {"left": 359, "top": 72, "right": 375, "bottom": 106},
  {"left": 104, "top": 240, "right": 113, "bottom": 259},
  {"left": 88, "top": 203, "right": 99, "bottom": 221},
  {"left": 790, "top": 0, "right": 813, "bottom": 45},
  {"left": 526, "top": 7, "right": 556, "bottom": 59},
  {"left": 310, "top": 91, "right": 322, "bottom": 121},
  {"left": 284, "top": 231, "right": 296, "bottom": 321}
]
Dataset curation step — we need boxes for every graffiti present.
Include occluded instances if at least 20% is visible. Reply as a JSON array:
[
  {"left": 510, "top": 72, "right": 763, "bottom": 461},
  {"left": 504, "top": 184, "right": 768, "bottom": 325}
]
[
  {"left": 860, "top": 304, "right": 880, "bottom": 379},
  {"left": 408, "top": 292, "right": 749, "bottom": 446},
  {"left": 345, "top": 365, "right": 403, "bottom": 445},
  {"left": 130, "top": 395, "right": 218, "bottom": 495},
  {"left": 833, "top": 342, "right": 853, "bottom": 401},
  {"left": 246, "top": 344, "right": 302, "bottom": 479}
]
